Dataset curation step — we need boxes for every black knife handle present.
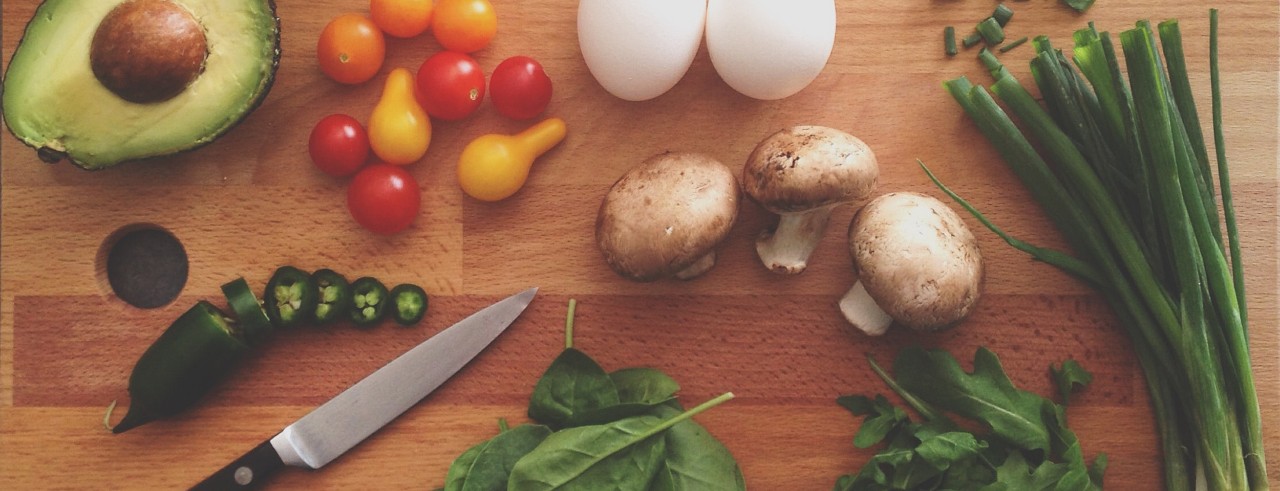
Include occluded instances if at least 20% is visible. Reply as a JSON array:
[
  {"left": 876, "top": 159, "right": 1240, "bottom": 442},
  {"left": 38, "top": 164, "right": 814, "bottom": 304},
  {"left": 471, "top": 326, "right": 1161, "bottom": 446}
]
[{"left": 190, "top": 439, "right": 285, "bottom": 491}]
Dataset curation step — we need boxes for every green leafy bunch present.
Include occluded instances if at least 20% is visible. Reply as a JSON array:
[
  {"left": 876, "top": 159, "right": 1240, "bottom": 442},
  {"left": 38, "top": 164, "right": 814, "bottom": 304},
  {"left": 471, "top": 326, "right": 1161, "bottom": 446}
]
[
  {"left": 834, "top": 347, "right": 1104, "bottom": 491},
  {"left": 440, "top": 300, "right": 744, "bottom": 491}
]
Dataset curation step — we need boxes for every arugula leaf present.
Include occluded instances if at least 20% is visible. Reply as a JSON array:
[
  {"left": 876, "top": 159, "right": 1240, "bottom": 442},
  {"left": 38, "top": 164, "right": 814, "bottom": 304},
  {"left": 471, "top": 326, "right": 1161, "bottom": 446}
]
[
  {"left": 1050, "top": 359, "right": 1094, "bottom": 406},
  {"left": 893, "top": 347, "right": 1053, "bottom": 453},
  {"left": 835, "top": 347, "right": 1103, "bottom": 491},
  {"left": 837, "top": 394, "right": 911, "bottom": 449}
]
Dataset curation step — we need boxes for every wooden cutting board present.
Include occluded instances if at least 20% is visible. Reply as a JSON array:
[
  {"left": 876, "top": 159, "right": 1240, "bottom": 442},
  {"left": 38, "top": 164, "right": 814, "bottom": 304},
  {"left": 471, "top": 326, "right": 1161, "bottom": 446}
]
[{"left": 2, "top": 1, "right": 1276, "bottom": 488}]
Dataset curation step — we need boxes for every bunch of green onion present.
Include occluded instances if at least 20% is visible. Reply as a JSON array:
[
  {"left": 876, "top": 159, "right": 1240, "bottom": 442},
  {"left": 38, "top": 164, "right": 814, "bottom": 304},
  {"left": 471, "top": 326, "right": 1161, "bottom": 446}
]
[{"left": 924, "top": 10, "right": 1266, "bottom": 491}]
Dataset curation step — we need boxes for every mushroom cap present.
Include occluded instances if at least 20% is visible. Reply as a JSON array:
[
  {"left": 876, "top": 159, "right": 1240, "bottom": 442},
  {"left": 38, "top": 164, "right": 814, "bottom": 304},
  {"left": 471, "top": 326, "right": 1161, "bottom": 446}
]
[
  {"left": 848, "top": 192, "right": 983, "bottom": 331},
  {"left": 596, "top": 152, "right": 741, "bottom": 281},
  {"left": 742, "top": 125, "right": 878, "bottom": 214}
]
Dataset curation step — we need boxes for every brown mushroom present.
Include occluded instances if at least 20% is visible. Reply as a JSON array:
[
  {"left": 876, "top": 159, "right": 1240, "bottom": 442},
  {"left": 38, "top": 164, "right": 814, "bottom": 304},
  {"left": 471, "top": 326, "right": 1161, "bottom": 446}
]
[
  {"left": 596, "top": 152, "right": 741, "bottom": 281},
  {"left": 840, "top": 192, "right": 984, "bottom": 336},
  {"left": 742, "top": 125, "right": 878, "bottom": 274}
]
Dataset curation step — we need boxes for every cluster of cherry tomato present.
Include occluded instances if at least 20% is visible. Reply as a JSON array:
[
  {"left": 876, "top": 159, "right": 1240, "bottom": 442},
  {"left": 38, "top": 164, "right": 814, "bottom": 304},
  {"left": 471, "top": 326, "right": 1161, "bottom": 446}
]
[{"left": 308, "top": 0, "right": 554, "bottom": 235}]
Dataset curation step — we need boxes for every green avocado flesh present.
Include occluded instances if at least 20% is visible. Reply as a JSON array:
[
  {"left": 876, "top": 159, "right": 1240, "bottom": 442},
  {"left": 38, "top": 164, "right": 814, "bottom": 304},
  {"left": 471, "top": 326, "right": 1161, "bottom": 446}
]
[{"left": 1, "top": 0, "right": 279, "bottom": 170}]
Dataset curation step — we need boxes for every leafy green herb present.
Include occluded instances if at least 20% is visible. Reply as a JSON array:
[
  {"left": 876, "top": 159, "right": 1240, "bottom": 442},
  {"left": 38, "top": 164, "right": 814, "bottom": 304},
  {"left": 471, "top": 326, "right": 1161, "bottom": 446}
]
[
  {"left": 833, "top": 347, "right": 1103, "bottom": 491},
  {"left": 508, "top": 393, "right": 734, "bottom": 491},
  {"left": 444, "top": 422, "right": 552, "bottom": 491},
  {"left": 638, "top": 404, "right": 747, "bottom": 491},
  {"left": 437, "top": 300, "right": 744, "bottom": 491},
  {"left": 527, "top": 301, "right": 681, "bottom": 428},
  {"left": 1050, "top": 360, "right": 1093, "bottom": 406},
  {"left": 931, "top": 12, "right": 1266, "bottom": 490}
]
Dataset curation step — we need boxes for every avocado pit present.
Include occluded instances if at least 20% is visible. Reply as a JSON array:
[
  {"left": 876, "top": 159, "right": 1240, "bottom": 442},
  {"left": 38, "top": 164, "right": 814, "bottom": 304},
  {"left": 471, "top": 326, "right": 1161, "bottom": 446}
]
[{"left": 90, "top": 0, "right": 208, "bottom": 103}]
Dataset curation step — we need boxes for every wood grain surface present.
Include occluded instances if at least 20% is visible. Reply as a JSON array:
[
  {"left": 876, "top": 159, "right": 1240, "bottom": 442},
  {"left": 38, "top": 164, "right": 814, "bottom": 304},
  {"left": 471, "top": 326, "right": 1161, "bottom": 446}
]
[{"left": 2, "top": 1, "right": 1277, "bottom": 489}]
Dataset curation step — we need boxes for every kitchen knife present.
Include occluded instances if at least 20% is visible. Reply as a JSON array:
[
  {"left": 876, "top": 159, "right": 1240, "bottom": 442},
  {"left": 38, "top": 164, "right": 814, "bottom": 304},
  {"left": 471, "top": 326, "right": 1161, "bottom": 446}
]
[{"left": 190, "top": 287, "right": 538, "bottom": 490}]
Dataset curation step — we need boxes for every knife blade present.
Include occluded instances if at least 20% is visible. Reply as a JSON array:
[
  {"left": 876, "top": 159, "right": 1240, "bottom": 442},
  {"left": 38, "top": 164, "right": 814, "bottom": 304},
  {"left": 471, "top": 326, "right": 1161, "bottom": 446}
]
[{"left": 190, "top": 287, "right": 538, "bottom": 490}]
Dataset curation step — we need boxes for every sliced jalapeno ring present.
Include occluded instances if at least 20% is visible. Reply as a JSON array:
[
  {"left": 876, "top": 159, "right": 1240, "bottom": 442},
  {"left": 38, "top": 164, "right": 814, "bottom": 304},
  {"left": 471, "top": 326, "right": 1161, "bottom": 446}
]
[
  {"left": 221, "top": 277, "right": 273, "bottom": 346},
  {"left": 311, "top": 269, "right": 351, "bottom": 325},
  {"left": 111, "top": 301, "right": 249, "bottom": 433},
  {"left": 389, "top": 284, "right": 428, "bottom": 326},
  {"left": 263, "top": 266, "right": 316, "bottom": 328},
  {"left": 349, "top": 277, "right": 389, "bottom": 327}
]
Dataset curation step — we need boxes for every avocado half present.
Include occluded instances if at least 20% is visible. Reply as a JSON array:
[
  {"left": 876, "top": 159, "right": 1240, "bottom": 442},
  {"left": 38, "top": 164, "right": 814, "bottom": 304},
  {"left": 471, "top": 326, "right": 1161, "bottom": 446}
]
[{"left": 1, "top": 0, "right": 280, "bottom": 170}]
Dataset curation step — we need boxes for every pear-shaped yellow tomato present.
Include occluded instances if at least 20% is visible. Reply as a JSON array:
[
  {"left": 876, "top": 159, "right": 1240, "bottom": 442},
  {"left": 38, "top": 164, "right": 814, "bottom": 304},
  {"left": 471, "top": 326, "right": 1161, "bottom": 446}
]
[
  {"left": 369, "top": 68, "right": 432, "bottom": 165},
  {"left": 458, "top": 117, "right": 566, "bottom": 201}
]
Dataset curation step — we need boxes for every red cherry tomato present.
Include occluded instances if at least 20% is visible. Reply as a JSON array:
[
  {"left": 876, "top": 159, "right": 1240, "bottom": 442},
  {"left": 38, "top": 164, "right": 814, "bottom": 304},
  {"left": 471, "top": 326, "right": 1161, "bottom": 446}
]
[
  {"left": 489, "top": 56, "right": 552, "bottom": 120},
  {"left": 415, "top": 51, "right": 486, "bottom": 121},
  {"left": 347, "top": 163, "right": 421, "bottom": 235},
  {"left": 308, "top": 114, "right": 370, "bottom": 177}
]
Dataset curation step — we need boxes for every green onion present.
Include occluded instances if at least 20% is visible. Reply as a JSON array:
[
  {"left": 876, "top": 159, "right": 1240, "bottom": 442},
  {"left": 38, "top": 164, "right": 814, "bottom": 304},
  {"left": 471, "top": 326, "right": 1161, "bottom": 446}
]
[
  {"left": 977, "top": 17, "right": 1005, "bottom": 45},
  {"left": 962, "top": 31, "right": 983, "bottom": 48},
  {"left": 932, "top": 11, "right": 1266, "bottom": 491},
  {"left": 1060, "top": 0, "right": 1095, "bottom": 12},
  {"left": 999, "top": 36, "right": 1029, "bottom": 53},
  {"left": 993, "top": 4, "right": 1015, "bottom": 26},
  {"left": 944, "top": 26, "right": 957, "bottom": 56}
]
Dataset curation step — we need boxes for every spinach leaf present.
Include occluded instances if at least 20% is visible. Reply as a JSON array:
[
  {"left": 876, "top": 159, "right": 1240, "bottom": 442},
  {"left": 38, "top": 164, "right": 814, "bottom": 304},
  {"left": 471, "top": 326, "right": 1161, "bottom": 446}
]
[
  {"left": 444, "top": 423, "right": 552, "bottom": 491},
  {"left": 569, "top": 368, "right": 681, "bottom": 427},
  {"left": 612, "top": 368, "right": 680, "bottom": 405},
  {"left": 508, "top": 393, "right": 734, "bottom": 491},
  {"left": 527, "top": 347, "right": 620, "bottom": 429},
  {"left": 444, "top": 440, "right": 488, "bottom": 491},
  {"left": 648, "top": 404, "right": 746, "bottom": 491}
]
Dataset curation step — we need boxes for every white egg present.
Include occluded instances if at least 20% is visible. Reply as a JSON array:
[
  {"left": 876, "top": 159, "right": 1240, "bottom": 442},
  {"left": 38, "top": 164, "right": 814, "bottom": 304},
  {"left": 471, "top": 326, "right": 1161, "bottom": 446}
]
[
  {"left": 578, "top": 0, "right": 707, "bottom": 102},
  {"left": 706, "top": 0, "right": 836, "bottom": 100}
]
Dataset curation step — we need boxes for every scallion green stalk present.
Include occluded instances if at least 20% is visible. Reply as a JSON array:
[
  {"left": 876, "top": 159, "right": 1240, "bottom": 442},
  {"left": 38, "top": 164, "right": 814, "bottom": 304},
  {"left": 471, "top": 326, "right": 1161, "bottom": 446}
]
[{"left": 932, "top": 11, "right": 1266, "bottom": 490}]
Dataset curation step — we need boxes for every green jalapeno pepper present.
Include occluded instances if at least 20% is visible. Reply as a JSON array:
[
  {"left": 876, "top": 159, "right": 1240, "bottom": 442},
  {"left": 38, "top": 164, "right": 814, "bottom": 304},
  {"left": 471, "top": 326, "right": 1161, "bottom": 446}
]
[
  {"left": 263, "top": 266, "right": 316, "bottom": 328},
  {"left": 110, "top": 301, "right": 249, "bottom": 433},
  {"left": 311, "top": 269, "right": 351, "bottom": 325},
  {"left": 221, "top": 277, "right": 273, "bottom": 346},
  {"left": 349, "top": 277, "right": 389, "bottom": 327},
  {"left": 389, "top": 284, "right": 428, "bottom": 325}
]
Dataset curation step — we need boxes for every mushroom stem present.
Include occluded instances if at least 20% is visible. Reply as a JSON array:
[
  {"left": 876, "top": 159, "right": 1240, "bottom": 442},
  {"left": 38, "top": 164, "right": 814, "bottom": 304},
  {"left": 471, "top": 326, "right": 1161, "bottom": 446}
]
[
  {"left": 674, "top": 251, "right": 716, "bottom": 280},
  {"left": 839, "top": 281, "right": 893, "bottom": 336},
  {"left": 756, "top": 205, "right": 835, "bottom": 274}
]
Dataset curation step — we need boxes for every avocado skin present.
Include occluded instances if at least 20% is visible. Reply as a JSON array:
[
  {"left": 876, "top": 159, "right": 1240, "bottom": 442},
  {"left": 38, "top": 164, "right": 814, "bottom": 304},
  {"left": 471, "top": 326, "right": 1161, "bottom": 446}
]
[{"left": 1, "top": 0, "right": 282, "bottom": 170}]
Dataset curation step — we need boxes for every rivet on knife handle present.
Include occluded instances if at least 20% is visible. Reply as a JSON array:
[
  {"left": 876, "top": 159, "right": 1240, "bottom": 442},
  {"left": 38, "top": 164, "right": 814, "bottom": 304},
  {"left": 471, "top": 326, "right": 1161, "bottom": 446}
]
[{"left": 190, "top": 439, "right": 284, "bottom": 490}]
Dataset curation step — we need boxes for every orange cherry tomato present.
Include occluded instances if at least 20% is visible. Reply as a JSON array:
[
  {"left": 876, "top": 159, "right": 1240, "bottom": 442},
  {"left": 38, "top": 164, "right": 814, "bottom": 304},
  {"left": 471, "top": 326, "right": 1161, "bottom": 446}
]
[
  {"left": 370, "top": 0, "right": 434, "bottom": 39},
  {"left": 431, "top": 0, "right": 497, "bottom": 53},
  {"left": 317, "top": 14, "right": 386, "bottom": 84}
]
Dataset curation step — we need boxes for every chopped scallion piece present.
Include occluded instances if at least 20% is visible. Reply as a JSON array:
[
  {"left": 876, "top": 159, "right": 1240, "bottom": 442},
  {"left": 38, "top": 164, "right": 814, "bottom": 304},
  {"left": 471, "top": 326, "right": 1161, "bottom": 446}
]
[
  {"left": 999, "top": 36, "right": 1029, "bottom": 53},
  {"left": 993, "top": 4, "right": 1014, "bottom": 26},
  {"left": 977, "top": 17, "right": 1005, "bottom": 45},
  {"left": 944, "top": 26, "right": 957, "bottom": 56},
  {"left": 1060, "top": 0, "right": 1095, "bottom": 11},
  {"left": 962, "top": 31, "right": 983, "bottom": 48}
]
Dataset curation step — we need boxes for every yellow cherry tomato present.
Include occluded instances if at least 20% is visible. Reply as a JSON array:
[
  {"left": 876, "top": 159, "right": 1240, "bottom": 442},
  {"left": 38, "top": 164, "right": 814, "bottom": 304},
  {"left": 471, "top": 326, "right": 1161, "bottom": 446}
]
[
  {"left": 368, "top": 68, "right": 432, "bottom": 165},
  {"left": 458, "top": 118, "right": 566, "bottom": 201}
]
